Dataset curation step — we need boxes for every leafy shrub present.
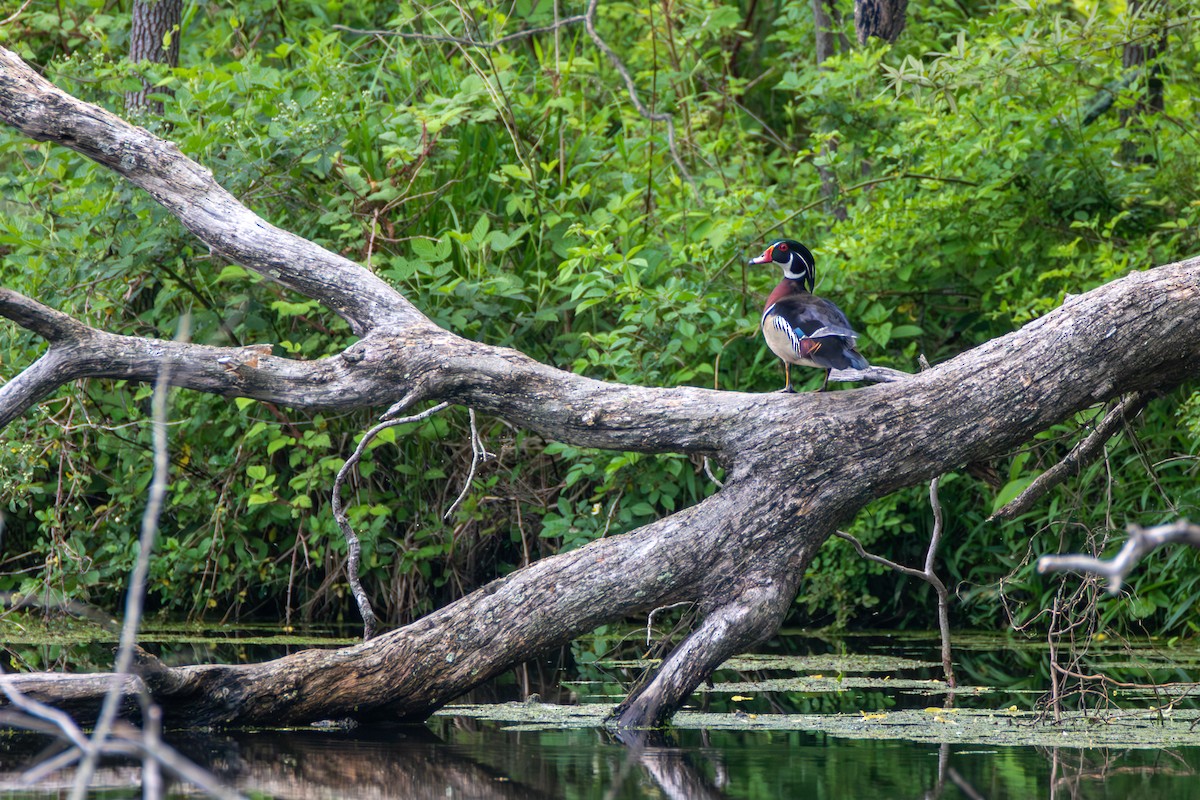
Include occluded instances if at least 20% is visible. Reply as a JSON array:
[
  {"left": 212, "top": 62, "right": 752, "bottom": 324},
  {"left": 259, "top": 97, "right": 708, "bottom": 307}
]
[{"left": 1, "top": 0, "right": 1197, "bottom": 638}]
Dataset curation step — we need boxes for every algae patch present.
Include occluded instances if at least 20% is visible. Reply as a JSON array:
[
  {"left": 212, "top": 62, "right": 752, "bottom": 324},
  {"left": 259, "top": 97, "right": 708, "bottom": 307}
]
[
  {"left": 596, "top": 653, "right": 938, "bottom": 673},
  {"left": 435, "top": 702, "right": 1200, "bottom": 748}
]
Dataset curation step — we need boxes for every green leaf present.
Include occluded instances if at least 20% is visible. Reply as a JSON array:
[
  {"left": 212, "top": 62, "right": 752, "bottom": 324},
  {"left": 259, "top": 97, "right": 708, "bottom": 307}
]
[
  {"left": 412, "top": 238, "right": 444, "bottom": 263},
  {"left": 867, "top": 322, "right": 893, "bottom": 348},
  {"left": 991, "top": 476, "right": 1039, "bottom": 515},
  {"left": 217, "top": 265, "right": 249, "bottom": 282},
  {"left": 1129, "top": 596, "right": 1157, "bottom": 620},
  {"left": 471, "top": 214, "right": 490, "bottom": 244}
]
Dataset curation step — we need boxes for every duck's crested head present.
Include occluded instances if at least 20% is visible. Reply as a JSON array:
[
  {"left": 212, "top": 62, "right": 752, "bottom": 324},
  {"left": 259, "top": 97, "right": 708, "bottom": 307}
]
[{"left": 749, "top": 239, "right": 814, "bottom": 292}]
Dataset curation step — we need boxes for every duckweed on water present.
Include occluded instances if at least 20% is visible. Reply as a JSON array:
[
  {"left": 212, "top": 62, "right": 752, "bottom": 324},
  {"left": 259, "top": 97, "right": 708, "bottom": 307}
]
[
  {"left": 436, "top": 701, "right": 1200, "bottom": 748},
  {"left": 596, "top": 654, "right": 940, "bottom": 673}
]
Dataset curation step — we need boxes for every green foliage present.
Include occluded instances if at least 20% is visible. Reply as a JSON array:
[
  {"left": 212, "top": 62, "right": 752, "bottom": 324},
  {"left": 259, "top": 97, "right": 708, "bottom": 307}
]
[{"left": 1, "top": 0, "right": 1197, "bottom": 638}]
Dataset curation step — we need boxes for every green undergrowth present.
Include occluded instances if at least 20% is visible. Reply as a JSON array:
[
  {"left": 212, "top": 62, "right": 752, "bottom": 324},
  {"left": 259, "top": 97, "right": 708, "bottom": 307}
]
[{"left": 0, "top": 0, "right": 1197, "bottom": 649}]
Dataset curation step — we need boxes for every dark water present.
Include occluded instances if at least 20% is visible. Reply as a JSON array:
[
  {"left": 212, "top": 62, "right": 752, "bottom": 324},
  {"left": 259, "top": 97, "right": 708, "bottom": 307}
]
[
  {"left": 3, "top": 627, "right": 1200, "bottom": 798},
  {"left": 2, "top": 721, "right": 1196, "bottom": 799}
]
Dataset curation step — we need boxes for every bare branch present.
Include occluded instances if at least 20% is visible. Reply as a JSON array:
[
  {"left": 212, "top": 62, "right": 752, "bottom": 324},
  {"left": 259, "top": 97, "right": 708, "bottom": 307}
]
[
  {"left": 1038, "top": 520, "right": 1200, "bottom": 593},
  {"left": 0, "top": 0, "right": 33, "bottom": 27},
  {"left": 835, "top": 476, "right": 956, "bottom": 687},
  {"left": 0, "top": 288, "right": 403, "bottom": 428},
  {"left": 646, "top": 601, "right": 695, "bottom": 647},
  {"left": 702, "top": 457, "right": 724, "bottom": 488},
  {"left": 444, "top": 408, "right": 493, "bottom": 520},
  {"left": 835, "top": 529, "right": 925, "bottom": 580},
  {"left": 333, "top": 402, "right": 452, "bottom": 640},
  {"left": 0, "top": 289, "right": 91, "bottom": 341},
  {"left": 0, "top": 684, "right": 92, "bottom": 752},
  {"left": 991, "top": 391, "right": 1152, "bottom": 521}
]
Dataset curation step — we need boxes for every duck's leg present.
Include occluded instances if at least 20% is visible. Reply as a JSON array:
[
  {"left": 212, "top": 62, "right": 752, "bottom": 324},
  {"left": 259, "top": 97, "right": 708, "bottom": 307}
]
[
  {"left": 778, "top": 363, "right": 796, "bottom": 393},
  {"left": 817, "top": 369, "right": 831, "bottom": 392}
]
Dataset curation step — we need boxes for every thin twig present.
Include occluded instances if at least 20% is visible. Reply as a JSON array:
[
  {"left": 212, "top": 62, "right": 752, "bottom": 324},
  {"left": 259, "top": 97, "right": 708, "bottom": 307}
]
[
  {"left": 0, "top": 0, "right": 33, "bottom": 27},
  {"left": 444, "top": 408, "right": 493, "bottom": 520},
  {"left": 142, "top": 705, "right": 163, "bottom": 800},
  {"left": 991, "top": 392, "right": 1151, "bottom": 521},
  {"left": 600, "top": 489, "right": 624, "bottom": 538},
  {"left": 646, "top": 601, "right": 694, "bottom": 647},
  {"left": 947, "top": 767, "right": 987, "bottom": 800},
  {"left": 333, "top": 16, "right": 588, "bottom": 49},
  {"left": 1038, "top": 520, "right": 1200, "bottom": 593},
  {"left": 702, "top": 457, "right": 724, "bottom": 488},
  {"left": 20, "top": 742, "right": 84, "bottom": 785},
  {"left": 927, "top": 478, "right": 956, "bottom": 688},
  {"left": 333, "top": 402, "right": 451, "bottom": 640},
  {"left": 73, "top": 323, "right": 179, "bottom": 799}
]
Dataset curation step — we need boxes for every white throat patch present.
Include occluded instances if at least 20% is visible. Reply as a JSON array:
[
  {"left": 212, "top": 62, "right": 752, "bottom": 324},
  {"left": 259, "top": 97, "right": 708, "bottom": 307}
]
[{"left": 782, "top": 250, "right": 811, "bottom": 281}]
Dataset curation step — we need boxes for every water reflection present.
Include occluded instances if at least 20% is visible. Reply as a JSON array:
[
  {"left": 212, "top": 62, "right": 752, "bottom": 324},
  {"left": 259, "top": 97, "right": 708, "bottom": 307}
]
[
  {"left": 6, "top": 627, "right": 1200, "bottom": 797},
  {"left": 2, "top": 721, "right": 1198, "bottom": 799}
]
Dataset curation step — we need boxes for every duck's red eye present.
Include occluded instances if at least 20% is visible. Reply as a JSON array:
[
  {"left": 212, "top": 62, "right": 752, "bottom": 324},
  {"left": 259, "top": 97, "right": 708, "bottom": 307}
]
[{"left": 778, "top": 243, "right": 788, "bottom": 252}]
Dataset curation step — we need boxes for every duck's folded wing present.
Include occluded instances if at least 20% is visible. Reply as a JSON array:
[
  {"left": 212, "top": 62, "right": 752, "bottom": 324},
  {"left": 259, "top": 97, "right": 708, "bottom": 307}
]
[{"left": 805, "top": 324, "right": 860, "bottom": 341}]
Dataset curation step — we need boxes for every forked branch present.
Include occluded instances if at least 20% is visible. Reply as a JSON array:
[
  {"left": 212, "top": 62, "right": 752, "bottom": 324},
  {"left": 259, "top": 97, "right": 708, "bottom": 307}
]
[
  {"left": 1038, "top": 520, "right": 1200, "bottom": 593},
  {"left": 835, "top": 476, "right": 956, "bottom": 687}
]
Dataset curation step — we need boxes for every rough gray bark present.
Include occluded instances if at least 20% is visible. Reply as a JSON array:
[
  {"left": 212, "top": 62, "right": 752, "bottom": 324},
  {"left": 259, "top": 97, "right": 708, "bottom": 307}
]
[
  {"left": 854, "top": 0, "right": 907, "bottom": 44},
  {"left": 2, "top": 46, "right": 1200, "bottom": 729},
  {"left": 126, "top": 0, "right": 183, "bottom": 112},
  {"left": 813, "top": 0, "right": 838, "bottom": 63}
]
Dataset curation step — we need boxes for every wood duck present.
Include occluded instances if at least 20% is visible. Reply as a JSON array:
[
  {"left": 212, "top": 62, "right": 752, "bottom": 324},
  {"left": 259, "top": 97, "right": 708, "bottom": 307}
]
[{"left": 751, "top": 239, "right": 868, "bottom": 392}]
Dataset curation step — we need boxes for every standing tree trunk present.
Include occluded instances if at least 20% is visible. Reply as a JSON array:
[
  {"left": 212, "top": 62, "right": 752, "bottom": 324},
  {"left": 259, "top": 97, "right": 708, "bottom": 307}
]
[
  {"left": 854, "top": 0, "right": 907, "bottom": 44},
  {"left": 1120, "top": 0, "right": 1166, "bottom": 161},
  {"left": 812, "top": 0, "right": 848, "bottom": 222},
  {"left": 126, "top": 0, "right": 183, "bottom": 112},
  {"left": 1, "top": 47, "right": 1199, "bottom": 729}
]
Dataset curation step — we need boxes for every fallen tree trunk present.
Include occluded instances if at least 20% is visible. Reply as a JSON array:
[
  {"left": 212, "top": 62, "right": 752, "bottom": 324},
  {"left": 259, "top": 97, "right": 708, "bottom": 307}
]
[{"left": 1, "top": 47, "right": 1199, "bottom": 729}]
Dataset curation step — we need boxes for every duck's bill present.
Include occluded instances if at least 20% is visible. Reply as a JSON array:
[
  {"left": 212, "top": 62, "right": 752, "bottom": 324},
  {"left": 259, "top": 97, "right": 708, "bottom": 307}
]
[{"left": 748, "top": 246, "right": 773, "bottom": 265}]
